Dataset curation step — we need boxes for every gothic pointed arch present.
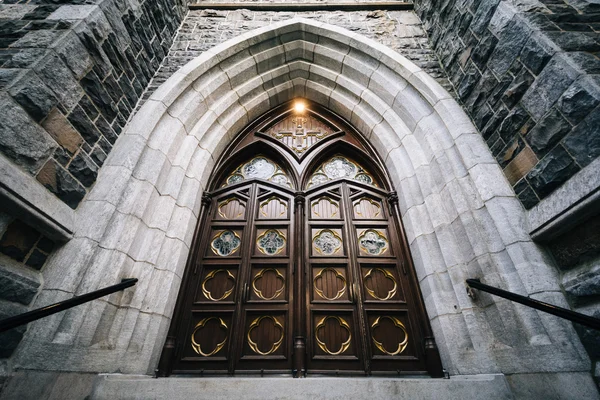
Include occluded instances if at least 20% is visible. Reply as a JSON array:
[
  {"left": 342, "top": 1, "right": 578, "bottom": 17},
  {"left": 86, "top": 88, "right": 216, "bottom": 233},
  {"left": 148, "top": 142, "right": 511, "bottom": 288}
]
[
  {"left": 16, "top": 18, "right": 588, "bottom": 383},
  {"left": 159, "top": 99, "right": 443, "bottom": 377}
]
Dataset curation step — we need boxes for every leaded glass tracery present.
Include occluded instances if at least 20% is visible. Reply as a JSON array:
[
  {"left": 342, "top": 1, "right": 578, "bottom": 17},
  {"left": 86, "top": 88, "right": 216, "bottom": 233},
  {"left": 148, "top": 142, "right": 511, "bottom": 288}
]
[
  {"left": 222, "top": 156, "right": 293, "bottom": 188},
  {"left": 306, "top": 155, "right": 378, "bottom": 188}
]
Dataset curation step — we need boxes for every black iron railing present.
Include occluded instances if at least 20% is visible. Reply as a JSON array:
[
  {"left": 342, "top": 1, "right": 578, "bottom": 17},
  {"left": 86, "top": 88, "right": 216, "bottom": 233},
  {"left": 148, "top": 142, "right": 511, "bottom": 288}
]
[
  {"left": 466, "top": 279, "right": 600, "bottom": 331},
  {"left": 0, "top": 278, "right": 138, "bottom": 333}
]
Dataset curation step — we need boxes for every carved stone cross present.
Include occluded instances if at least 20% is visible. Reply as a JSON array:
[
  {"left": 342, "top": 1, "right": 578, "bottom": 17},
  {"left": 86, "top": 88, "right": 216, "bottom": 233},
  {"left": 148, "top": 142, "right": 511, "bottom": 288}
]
[{"left": 273, "top": 117, "right": 327, "bottom": 155}]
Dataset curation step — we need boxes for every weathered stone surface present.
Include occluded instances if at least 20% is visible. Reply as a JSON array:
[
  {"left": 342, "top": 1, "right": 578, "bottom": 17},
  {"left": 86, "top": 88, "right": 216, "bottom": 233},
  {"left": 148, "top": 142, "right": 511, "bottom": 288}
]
[
  {"left": 567, "top": 51, "right": 600, "bottom": 75},
  {"left": 516, "top": 182, "right": 539, "bottom": 209},
  {"left": 11, "top": 30, "right": 64, "bottom": 49},
  {"left": 487, "top": 17, "right": 532, "bottom": 77},
  {"left": 545, "top": 31, "right": 600, "bottom": 52},
  {"left": 501, "top": 67, "right": 534, "bottom": 109},
  {"left": 527, "top": 145, "right": 581, "bottom": 198},
  {"left": 0, "top": 93, "right": 57, "bottom": 174},
  {"left": 557, "top": 77, "right": 600, "bottom": 125},
  {"left": 0, "top": 299, "right": 27, "bottom": 358},
  {"left": 497, "top": 105, "right": 528, "bottom": 143},
  {"left": 90, "top": 146, "right": 107, "bottom": 168},
  {"left": 562, "top": 107, "right": 600, "bottom": 168},
  {"left": 80, "top": 70, "right": 118, "bottom": 123},
  {"left": 91, "top": 374, "right": 516, "bottom": 400},
  {"left": 527, "top": 108, "right": 572, "bottom": 156},
  {"left": 37, "top": 159, "right": 86, "bottom": 209},
  {"left": 67, "top": 105, "right": 102, "bottom": 146},
  {"left": 42, "top": 108, "right": 84, "bottom": 154},
  {"left": 0, "top": 254, "right": 41, "bottom": 305},
  {"left": 520, "top": 34, "right": 556, "bottom": 75},
  {"left": 8, "top": 71, "right": 58, "bottom": 123},
  {"left": 68, "top": 152, "right": 98, "bottom": 188},
  {"left": 3, "top": 49, "right": 50, "bottom": 70},
  {"left": 52, "top": 30, "right": 94, "bottom": 80},
  {"left": 503, "top": 145, "right": 539, "bottom": 185},
  {"left": 34, "top": 52, "right": 83, "bottom": 110},
  {"left": 0, "top": 68, "right": 23, "bottom": 89},
  {"left": 521, "top": 55, "right": 580, "bottom": 121},
  {"left": 563, "top": 260, "right": 600, "bottom": 299}
]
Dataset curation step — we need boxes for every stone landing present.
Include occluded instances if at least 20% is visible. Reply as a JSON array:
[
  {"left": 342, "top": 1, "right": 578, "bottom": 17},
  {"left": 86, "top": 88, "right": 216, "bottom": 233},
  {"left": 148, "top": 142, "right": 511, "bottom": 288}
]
[
  {"left": 1, "top": 372, "right": 598, "bottom": 399},
  {"left": 91, "top": 374, "right": 513, "bottom": 400}
]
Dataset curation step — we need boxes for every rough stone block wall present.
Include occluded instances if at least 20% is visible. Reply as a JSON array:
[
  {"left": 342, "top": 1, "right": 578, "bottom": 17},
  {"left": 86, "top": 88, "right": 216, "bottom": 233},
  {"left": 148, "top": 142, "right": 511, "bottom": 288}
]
[
  {"left": 414, "top": 0, "right": 600, "bottom": 210},
  {"left": 0, "top": 0, "right": 187, "bottom": 210},
  {"left": 0, "top": 0, "right": 188, "bottom": 367},
  {"left": 413, "top": 0, "right": 600, "bottom": 379},
  {"left": 145, "top": 6, "right": 453, "bottom": 103},
  {"left": 548, "top": 213, "right": 600, "bottom": 377}
]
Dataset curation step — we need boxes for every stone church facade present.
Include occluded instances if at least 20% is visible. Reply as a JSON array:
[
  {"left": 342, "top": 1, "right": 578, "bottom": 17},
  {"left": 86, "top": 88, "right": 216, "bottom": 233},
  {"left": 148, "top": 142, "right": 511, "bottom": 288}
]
[{"left": 0, "top": 0, "right": 599, "bottom": 398}]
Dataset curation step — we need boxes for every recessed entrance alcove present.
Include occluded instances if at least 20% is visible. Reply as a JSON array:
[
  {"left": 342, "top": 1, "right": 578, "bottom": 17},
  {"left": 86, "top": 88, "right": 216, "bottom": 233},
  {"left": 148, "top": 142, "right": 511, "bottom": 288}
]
[{"left": 11, "top": 18, "right": 594, "bottom": 399}]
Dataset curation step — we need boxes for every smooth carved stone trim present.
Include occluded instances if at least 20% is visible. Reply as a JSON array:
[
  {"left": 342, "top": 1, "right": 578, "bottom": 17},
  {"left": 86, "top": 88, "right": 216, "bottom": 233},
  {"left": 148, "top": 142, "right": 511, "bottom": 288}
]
[{"left": 0, "top": 155, "right": 74, "bottom": 242}]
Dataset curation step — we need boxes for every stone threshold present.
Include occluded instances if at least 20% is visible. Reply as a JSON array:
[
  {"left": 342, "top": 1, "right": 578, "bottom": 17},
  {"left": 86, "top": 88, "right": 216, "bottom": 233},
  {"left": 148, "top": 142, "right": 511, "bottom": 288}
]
[
  {"left": 188, "top": 2, "right": 414, "bottom": 11},
  {"left": 90, "top": 373, "right": 512, "bottom": 400}
]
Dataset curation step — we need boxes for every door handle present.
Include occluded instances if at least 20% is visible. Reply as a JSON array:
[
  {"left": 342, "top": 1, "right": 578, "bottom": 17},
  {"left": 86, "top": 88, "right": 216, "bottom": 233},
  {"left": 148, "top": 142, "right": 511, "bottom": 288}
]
[
  {"left": 243, "top": 283, "right": 249, "bottom": 302},
  {"left": 350, "top": 283, "right": 358, "bottom": 304}
]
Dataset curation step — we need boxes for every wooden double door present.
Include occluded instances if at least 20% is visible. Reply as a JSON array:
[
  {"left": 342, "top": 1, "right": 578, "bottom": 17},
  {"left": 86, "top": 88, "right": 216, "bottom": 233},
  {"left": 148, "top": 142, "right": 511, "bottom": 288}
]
[
  {"left": 166, "top": 179, "right": 437, "bottom": 376},
  {"left": 159, "top": 101, "right": 442, "bottom": 377}
]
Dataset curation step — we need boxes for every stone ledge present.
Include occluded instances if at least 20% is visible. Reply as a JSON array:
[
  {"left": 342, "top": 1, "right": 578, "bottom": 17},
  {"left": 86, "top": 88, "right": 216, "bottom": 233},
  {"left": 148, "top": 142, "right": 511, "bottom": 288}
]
[
  {"left": 0, "top": 155, "right": 74, "bottom": 242},
  {"left": 528, "top": 157, "right": 600, "bottom": 241}
]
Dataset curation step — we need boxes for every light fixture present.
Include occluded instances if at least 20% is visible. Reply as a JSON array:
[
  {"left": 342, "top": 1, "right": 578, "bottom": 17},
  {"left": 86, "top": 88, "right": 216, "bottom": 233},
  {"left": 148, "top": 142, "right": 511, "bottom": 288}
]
[{"left": 294, "top": 100, "right": 306, "bottom": 113}]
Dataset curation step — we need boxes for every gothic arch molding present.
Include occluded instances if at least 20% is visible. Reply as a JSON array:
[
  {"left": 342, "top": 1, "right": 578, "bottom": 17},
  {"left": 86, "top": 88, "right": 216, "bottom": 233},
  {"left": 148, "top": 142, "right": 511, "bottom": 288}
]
[{"left": 13, "top": 19, "right": 588, "bottom": 378}]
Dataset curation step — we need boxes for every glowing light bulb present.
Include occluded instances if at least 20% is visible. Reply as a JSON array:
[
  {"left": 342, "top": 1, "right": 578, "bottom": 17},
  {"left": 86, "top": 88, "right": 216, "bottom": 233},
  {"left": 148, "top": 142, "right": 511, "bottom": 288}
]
[{"left": 294, "top": 101, "right": 306, "bottom": 113}]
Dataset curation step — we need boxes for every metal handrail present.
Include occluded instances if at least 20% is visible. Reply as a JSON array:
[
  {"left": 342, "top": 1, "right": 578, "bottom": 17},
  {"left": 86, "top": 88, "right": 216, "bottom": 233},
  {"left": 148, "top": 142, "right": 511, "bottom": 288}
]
[
  {"left": 466, "top": 279, "right": 600, "bottom": 331},
  {"left": 0, "top": 278, "right": 138, "bottom": 333}
]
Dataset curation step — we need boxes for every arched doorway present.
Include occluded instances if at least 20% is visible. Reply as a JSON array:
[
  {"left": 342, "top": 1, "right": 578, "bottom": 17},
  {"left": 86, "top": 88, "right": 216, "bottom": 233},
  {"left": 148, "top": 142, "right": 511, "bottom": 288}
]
[{"left": 158, "top": 100, "right": 443, "bottom": 377}]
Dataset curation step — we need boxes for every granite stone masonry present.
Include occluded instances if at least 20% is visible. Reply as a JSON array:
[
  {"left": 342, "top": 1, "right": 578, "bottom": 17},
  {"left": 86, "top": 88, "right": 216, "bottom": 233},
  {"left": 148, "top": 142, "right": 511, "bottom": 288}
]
[
  {"left": 142, "top": 7, "right": 453, "bottom": 105},
  {"left": 414, "top": 0, "right": 600, "bottom": 210},
  {"left": 413, "top": 0, "right": 600, "bottom": 383},
  {"left": 0, "top": 0, "right": 188, "bottom": 370},
  {"left": 0, "top": 214, "right": 51, "bottom": 362},
  {"left": 0, "top": 1, "right": 599, "bottom": 397},
  {"left": 0, "top": 0, "right": 188, "bottom": 210}
]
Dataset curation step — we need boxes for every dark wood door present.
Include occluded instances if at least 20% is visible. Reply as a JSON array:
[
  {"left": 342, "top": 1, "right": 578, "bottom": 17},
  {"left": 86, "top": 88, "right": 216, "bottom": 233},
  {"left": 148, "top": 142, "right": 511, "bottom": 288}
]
[
  {"left": 170, "top": 180, "right": 295, "bottom": 374},
  {"left": 160, "top": 100, "right": 442, "bottom": 377},
  {"left": 305, "top": 181, "right": 429, "bottom": 374}
]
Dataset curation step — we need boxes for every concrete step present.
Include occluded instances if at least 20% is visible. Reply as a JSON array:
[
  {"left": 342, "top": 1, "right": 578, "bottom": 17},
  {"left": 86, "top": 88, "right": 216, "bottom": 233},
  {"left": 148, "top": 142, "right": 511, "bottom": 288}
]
[{"left": 90, "top": 374, "right": 514, "bottom": 400}]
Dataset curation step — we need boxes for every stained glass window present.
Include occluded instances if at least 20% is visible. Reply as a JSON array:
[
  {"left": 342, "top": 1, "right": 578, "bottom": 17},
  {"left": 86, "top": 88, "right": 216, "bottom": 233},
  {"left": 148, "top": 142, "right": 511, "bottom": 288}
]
[
  {"left": 306, "top": 155, "right": 378, "bottom": 188},
  {"left": 222, "top": 156, "right": 293, "bottom": 188}
]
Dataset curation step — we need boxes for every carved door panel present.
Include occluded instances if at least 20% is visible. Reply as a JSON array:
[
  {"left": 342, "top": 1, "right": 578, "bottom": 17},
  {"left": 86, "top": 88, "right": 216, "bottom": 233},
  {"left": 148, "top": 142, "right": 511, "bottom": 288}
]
[
  {"left": 305, "top": 181, "right": 429, "bottom": 374},
  {"left": 306, "top": 184, "right": 364, "bottom": 372},
  {"left": 170, "top": 179, "right": 294, "bottom": 374},
  {"left": 162, "top": 100, "right": 442, "bottom": 377}
]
